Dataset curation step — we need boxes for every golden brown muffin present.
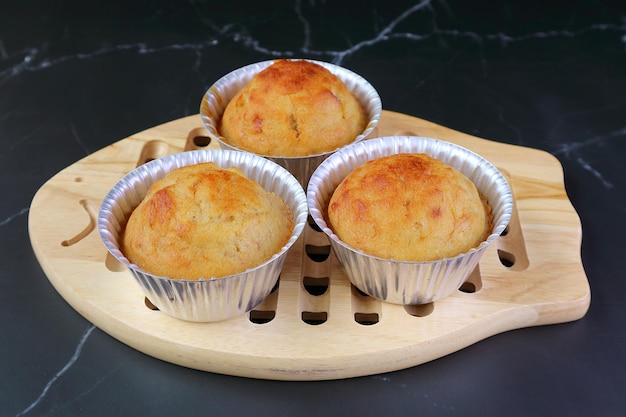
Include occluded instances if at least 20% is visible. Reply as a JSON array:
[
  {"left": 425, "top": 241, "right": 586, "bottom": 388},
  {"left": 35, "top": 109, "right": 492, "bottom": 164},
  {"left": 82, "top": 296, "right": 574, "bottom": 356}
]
[
  {"left": 122, "top": 162, "right": 293, "bottom": 280},
  {"left": 220, "top": 59, "right": 367, "bottom": 157},
  {"left": 328, "top": 153, "right": 492, "bottom": 262}
]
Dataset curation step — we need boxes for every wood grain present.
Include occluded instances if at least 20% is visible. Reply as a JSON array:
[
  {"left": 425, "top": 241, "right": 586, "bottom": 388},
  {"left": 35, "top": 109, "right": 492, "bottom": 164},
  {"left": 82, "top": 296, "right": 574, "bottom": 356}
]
[{"left": 28, "top": 110, "right": 590, "bottom": 380}]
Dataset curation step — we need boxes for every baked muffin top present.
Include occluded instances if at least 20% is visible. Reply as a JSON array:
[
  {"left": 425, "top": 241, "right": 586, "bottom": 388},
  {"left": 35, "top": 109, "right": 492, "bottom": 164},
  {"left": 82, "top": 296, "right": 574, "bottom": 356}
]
[
  {"left": 122, "top": 162, "right": 293, "bottom": 279},
  {"left": 220, "top": 59, "right": 367, "bottom": 157},
  {"left": 327, "top": 153, "right": 492, "bottom": 261}
]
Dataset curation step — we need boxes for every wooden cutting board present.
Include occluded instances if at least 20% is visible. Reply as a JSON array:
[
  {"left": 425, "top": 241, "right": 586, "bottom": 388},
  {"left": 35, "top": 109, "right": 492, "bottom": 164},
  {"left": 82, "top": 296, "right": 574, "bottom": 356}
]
[{"left": 28, "top": 110, "right": 590, "bottom": 381}]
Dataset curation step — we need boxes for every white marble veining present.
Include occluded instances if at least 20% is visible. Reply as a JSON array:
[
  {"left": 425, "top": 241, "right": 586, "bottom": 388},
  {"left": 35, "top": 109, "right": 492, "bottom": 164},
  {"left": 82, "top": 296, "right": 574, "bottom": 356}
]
[
  {"left": 1, "top": 1, "right": 624, "bottom": 83},
  {"left": 69, "top": 121, "right": 91, "bottom": 156},
  {"left": 14, "top": 325, "right": 96, "bottom": 417},
  {"left": 576, "top": 156, "right": 614, "bottom": 190},
  {"left": 0, "top": 41, "right": 217, "bottom": 85},
  {"left": 554, "top": 126, "right": 626, "bottom": 158},
  {"left": 553, "top": 126, "right": 626, "bottom": 189},
  {"left": 0, "top": 207, "right": 29, "bottom": 227},
  {"left": 308, "top": 0, "right": 434, "bottom": 64},
  {"left": 484, "top": 23, "right": 626, "bottom": 44}
]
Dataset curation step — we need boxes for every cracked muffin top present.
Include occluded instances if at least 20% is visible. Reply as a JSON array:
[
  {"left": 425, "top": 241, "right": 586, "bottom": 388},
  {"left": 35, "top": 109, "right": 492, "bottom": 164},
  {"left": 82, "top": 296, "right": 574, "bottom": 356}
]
[
  {"left": 121, "top": 162, "right": 294, "bottom": 280},
  {"left": 327, "top": 153, "right": 493, "bottom": 262},
  {"left": 219, "top": 59, "right": 367, "bottom": 157}
]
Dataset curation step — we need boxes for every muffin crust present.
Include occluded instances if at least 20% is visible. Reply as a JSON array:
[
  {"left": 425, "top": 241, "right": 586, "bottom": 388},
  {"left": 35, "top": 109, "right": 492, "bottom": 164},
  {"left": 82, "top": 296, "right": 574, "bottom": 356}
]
[
  {"left": 220, "top": 59, "right": 367, "bottom": 157},
  {"left": 328, "top": 153, "right": 492, "bottom": 261},
  {"left": 122, "top": 162, "right": 293, "bottom": 279}
]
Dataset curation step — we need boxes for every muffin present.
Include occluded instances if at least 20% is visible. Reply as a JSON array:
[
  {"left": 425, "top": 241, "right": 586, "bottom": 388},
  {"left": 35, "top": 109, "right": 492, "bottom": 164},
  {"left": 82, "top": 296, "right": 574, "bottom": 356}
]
[
  {"left": 122, "top": 162, "right": 294, "bottom": 280},
  {"left": 200, "top": 59, "right": 382, "bottom": 189},
  {"left": 327, "top": 153, "right": 492, "bottom": 262},
  {"left": 307, "top": 136, "right": 513, "bottom": 305},
  {"left": 219, "top": 59, "right": 368, "bottom": 157},
  {"left": 99, "top": 150, "right": 308, "bottom": 322}
]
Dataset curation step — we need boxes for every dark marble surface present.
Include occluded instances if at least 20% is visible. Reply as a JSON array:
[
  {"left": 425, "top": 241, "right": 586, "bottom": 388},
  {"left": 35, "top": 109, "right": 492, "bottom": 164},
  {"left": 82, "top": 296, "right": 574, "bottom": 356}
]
[{"left": 2, "top": 1, "right": 625, "bottom": 416}]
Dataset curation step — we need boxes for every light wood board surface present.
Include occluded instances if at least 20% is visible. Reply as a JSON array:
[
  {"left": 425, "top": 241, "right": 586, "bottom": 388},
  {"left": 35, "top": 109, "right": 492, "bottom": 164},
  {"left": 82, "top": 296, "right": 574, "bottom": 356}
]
[{"left": 28, "top": 110, "right": 590, "bottom": 380}]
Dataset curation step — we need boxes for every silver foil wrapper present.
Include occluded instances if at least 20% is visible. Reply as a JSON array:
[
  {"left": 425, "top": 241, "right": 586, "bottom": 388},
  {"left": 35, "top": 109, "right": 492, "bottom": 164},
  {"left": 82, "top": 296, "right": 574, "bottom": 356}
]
[
  {"left": 199, "top": 59, "right": 382, "bottom": 189},
  {"left": 307, "top": 136, "right": 513, "bottom": 305},
  {"left": 99, "top": 149, "right": 308, "bottom": 322}
]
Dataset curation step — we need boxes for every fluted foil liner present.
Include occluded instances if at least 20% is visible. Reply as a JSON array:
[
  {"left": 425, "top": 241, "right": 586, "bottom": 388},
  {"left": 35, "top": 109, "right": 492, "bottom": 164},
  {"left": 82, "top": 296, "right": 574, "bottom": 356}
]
[
  {"left": 199, "top": 59, "right": 382, "bottom": 189},
  {"left": 307, "top": 136, "right": 513, "bottom": 305},
  {"left": 99, "top": 150, "right": 308, "bottom": 322}
]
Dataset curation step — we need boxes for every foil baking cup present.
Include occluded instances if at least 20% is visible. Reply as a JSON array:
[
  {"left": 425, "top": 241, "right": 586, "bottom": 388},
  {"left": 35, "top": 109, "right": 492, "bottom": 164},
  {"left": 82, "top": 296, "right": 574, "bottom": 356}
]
[
  {"left": 199, "top": 59, "right": 382, "bottom": 189},
  {"left": 99, "top": 149, "right": 308, "bottom": 322},
  {"left": 307, "top": 136, "right": 513, "bottom": 305}
]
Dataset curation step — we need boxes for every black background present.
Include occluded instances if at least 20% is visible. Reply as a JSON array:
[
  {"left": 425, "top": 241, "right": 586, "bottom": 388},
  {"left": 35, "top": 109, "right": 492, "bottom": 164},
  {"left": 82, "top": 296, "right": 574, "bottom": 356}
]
[{"left": 1, "top": 1, "right": 625, "bottom": 416}]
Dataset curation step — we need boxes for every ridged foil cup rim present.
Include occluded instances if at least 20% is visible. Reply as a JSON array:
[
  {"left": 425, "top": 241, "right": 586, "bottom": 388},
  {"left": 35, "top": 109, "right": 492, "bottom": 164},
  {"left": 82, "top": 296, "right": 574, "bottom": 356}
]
[
  {"left": 98, "top": 149, "right": 308, "bottom": 321},
  {"left": 306, "top": 136, "right": 513, "bottom": 304},
  {"left": 307, "top": 136, "right": 513, "bottom": 264},
  {"left": 199, "top": 59, "right": 382, "bottom": 160}
]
